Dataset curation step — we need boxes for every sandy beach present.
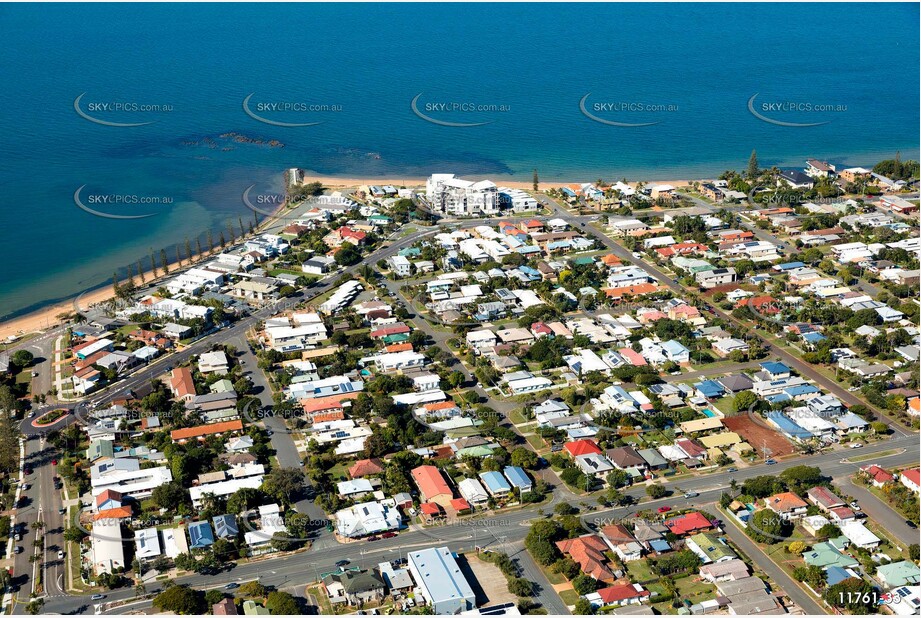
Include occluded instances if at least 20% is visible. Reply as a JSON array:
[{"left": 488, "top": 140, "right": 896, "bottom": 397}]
[
  {"left": 302, "top": 175, "right": 693, "bottom": 191},
  {"left": 0, "top": 252, "right": 219, "bottom": 342},
  {"left": 0, "top": 174, "right": 696, "bottom": 341}
]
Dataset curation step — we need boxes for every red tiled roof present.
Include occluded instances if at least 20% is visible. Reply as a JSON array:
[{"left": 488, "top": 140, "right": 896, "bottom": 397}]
[
  {"left": 170, "top": 419, "right": 243, "bottom": 441},
  {"left": 555, "top": 535, "right": 615, "bottom": 582},
  {"left": 170, "top": 367, "right": 195, "bottom": 399},
  {"left": 93, "top": 506, "right": 132, "bottom": 521},
  {"left": 902, "top": 468, "right": 921, "bottom": 487},
  {"left": 765, "top": 491, "right": 808, "bottom": 513},
  {"left": 300, "top": 392, "right": 360, "bottom": 414},
  {"left": 596, "top": 584, "right": 650, "bottom": 604},
  {"left": 349, "top": 458, "right": 384, "bottom": 479},
  {"left": 618, "top": 348, "right": 647, "bottom": 366},
  {"left": 420, "top": 502, "right": 442, "bottom": 516},
  {"left": 564, "top": 439, "right": 602, "bottom": 457},
  {"left": 861, "top": 464, "right": 894, "bottom": 484},
  {"left": 95, "top": 489, "right": 122, "bottom": 507},
  {"left": 450, "top": 498, "right": 471, "bottom": 511},
  {"left": 664, "top": 511, "right": 712, "bottom": 535},
  {"left": 603, "top": 283, "right": 659, "bottom": 299},
  {"left": 370, "top": 323, "right": 411, "bottom": 338},
  {"left": 411, "top": 465, "right": 452, "bottom": 501},
  {"left": 385, "top": 342, "right": 414, "bottom": 353}
]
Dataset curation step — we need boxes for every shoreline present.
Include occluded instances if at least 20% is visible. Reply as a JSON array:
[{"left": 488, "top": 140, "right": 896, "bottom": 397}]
[
  {"left": 0, "top": 201, "right": 291, "bottom": 343},
  {"left": 301, "top": 174, "right": 694, "bottom": 191}
]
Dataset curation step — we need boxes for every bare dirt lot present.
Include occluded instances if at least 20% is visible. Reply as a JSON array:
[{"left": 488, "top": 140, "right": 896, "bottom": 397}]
[
  {"left": 722, "top": 414, "right": 795, "bottom": 457},
  {"left": 462, "top": 554, "right": 518, "bottom": 606}
]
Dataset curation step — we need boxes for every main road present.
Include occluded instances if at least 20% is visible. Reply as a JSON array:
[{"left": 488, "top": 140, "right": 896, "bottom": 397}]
[{"left": 38, "top": 436, "right": 918, "bottom": 615}]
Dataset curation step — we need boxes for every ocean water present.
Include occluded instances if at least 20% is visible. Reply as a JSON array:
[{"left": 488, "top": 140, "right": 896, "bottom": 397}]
[{"left": 0, "top": 3, "right": 917, "bottom": 320}]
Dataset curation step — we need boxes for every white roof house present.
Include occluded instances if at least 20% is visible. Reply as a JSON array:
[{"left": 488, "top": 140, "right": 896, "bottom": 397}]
[
  {"left": 134, "top": 528, "right": 161, "bottom": 560},
  {"left": 335, "top": 500, "right": 402, "bottom": 538},
  {"left": 189, "top": 476, "right": 264, "bottom": 508},
  {"left": 162, "top": 527, "right": 189, "bottom": 559},
  {"left": 91, "top": 530, "right": 126, "bottom": 575},
  {"left": 458, "top": 478, "right": 489, "bottom": 504},
  {"left": 840, "top": 521, "right": 881, "bottom": 549}
]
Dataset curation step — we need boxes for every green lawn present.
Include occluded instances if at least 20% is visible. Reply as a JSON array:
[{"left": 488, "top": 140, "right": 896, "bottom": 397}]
[
  {"left": 558, "top": 589, "right": 579, "bottom": 606},
  {"left": 508, "top": 409, "right": 531, "bottom": 425},
  {"left": 625, "top": 559, "right": 656, "bottom": 583}
]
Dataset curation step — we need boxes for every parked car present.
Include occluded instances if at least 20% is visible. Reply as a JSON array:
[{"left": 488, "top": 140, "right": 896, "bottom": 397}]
[
  {"left": 91, "top": 594, "right": 106, "bottom": 601},
  {"left": 849, "top": 443, "right": 863, "bottom": 449},
  {"left": 765, "top": 459, "right": 777, "bottom": 465},
  {"left": 850, "top": 501, "right": 861, "bottom": 511},
  {"left": 657, "top": 506, "right": 672, "bottom": 513},
  {"left": 58, "top": 550, "right": 64, "bottom": 559},
  {"left": 335, "top": 560, "right": 350, "bottom": 568},
  {"left": 224, "top": 583, "right": 239, "bottom": 590},
  {"left": 367, "top": 536, "right": 381, "bottom": 542},
  {"left": 727, "top": 467, "right": 738, "bottom": 472},
  {"left": 382, "top": 532, "right": 397, "bottom": 539},
  {"left": 24, "top": 468, "right": 32, "bottom": 475},
  {"left": 683, "top": 492, "right": 699, "bottom": 499},
  {"left": 14, "top": 546, "right": 22, "bottom": 554}
]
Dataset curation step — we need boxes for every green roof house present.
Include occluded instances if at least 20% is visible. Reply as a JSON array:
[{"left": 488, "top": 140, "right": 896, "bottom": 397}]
[
  {"left": 210, "top": 379, "right": 236, "bottom": 394},
  {"left": 86, "top": 439, "right": 114, "bottom": 462},
  {"left": 687, "top": 532, "right": 737, "bottom": 564},
  {"left": 242, "top": 600, "right": 269, "bottom": 615},
  {"left": 803, "top": 542, "right": 859, "bottom": 569},
  {"left": 876, "top": 561, "right": 921, "bottom": 588}
]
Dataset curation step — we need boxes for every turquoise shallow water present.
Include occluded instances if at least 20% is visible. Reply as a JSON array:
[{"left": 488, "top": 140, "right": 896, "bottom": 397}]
[{"left": 0, "top": 3, "right": 917, "bottom": 319}]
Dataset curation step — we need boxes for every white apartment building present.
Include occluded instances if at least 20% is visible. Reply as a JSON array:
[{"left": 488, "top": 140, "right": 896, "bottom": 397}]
[{"left": 426, "top": 174, "right": 499, "bottom": 216}]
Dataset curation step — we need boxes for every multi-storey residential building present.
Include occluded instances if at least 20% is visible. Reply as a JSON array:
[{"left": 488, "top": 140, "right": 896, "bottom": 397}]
[{"left": 426, "top": 174, "right": 499, "bottom": 216}]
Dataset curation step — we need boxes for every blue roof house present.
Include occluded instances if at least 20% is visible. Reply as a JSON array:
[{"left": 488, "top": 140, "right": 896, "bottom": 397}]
[
  {"left": 760, "top": 362, "right": 791, "bottom": 379},
  {"left": 188, "top": 521, "right": 215, "bottom": 549},
  {"left": 695, "top": 380, "right": 726, "bottom": 399},
  {"left": 213, "top": 514, "right": 239, "bottom": 539},
  {"left": 479, "top": 471, "right": 512, "bottom": 497},
  {"left": 503, "top": 466, "right": 532, "bottom": 493}
]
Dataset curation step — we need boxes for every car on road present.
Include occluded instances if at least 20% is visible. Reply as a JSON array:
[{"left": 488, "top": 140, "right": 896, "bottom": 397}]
[
  {"left": 683, "top": 492, "right": 699, "bottom": 498},
  {"left": 367, "top": 536, "right": 381, "bottom": 542},
  {"left": 27, "top": 411, "right": 35, "bottom": 419},
  {"left": 765, "top": 459, "right": 777, "bottom": 465},
  {"left": 58, "top": 550, "right": 64, "bottom": 559},
  {"left": 91, "top": 594, "right": 106, "bottom": 601},
  {"left": 224, "top": 583, "right": 239, "bottom": 590},
  {"left": 21, "top": 483, "right": 29, "bottom": 490},
  {"left": 381, "top": 532, "right": 397, "bottom": 538},
  {"left": 24, "top": 467, "right": 32, "bottom": 475},
  {"left": 335, "top": 560, "right": 350, "bottom": 567},
  {"left": 14, "top": 534, "right": 20, "bottom": 541},
  {"left": 906, "top": 520, "right": 917, "bottom": 529},
  {"left": 657, "top": 506, "right": 672, "bottom": 513},
  {"left": 850, "top": 501, "right": 861, "bottom": 511},
  {"left": 14, "top": 546, "right": 22, "bottom": 554},
  {"left": 59, "top": 508, "right": 66, "bottom": 514},
  {"left": 52, "top": 459, "right": 57, "bottom": 465},
  {"left": 727, "top": 467, "right": 738, "bottom": 472}
]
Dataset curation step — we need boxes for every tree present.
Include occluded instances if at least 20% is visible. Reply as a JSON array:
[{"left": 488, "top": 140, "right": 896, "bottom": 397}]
[
  {"left": 266, "top": 591, "right": 300, "bottom": 614},
  {"left": 64, "top": 527, "right": 86, "bottom": 543},
  {"left": 153, "top": 585, "right": 204, "bottom": 615},
  {"left": 731, "top": 390, "right": 759, "bottom": 413},
  {"left": 606, "top": 469, "right": 630, "bottom": 488},
  {"left": 25, "top": 600, "right": 44, "bottom": 615},
  {"left": 824, "top": 577, "right": 877, "bottom": 613},
  {"left": 748, "top": 150, "right": 759, "bottom": 179},
  {"left": 910, "top": 544, "right": 920, "bottom": 562},
  {"left": 510, "top": 447, "right": 538, "bottom": 470},
  {"left": 204, "top": 589, "right": 226, "bottom": 607},
  {"left": 238, "top": 581, "right": 267, "bottom": 599},
  {"left": 532, "top": 169, "right": 539, "bottom": 191},
  {"left": 11, "top": 350, "right": 34, "bottom": 368},
  {"left": 334, "top": 244, "right": 362, "bottom": 266},
  {"left": 646, "top": 483, "right": 667, "bottom": 499},
  {"left": 748, "top": 509, "right": 791, "bottom": 544},
  {"left": 574, "top": 598, "right": 594, "bottom": 615},
  {"left": 787, "top": 541, "right": 806, "bottom": 555},
  {"left": 572, "top": 574, "right": 600, "bottom": 595},
  {"left": 508, "top": 578, "right": 533, "bottom": 597},
  {"left": 151, "top": 482, "right": 190, "bottom": 512},
  {"left": 270, "top": 531, "right": 296, "bottom": 553},
  {"left": 261, "top": 468, "right": 305, "bottom": 505}
]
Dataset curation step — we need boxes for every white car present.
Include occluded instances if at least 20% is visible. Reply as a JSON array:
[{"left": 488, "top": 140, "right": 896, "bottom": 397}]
[
  {"left": 849, "top": 442, "right": 863, "bottom": 449},
  {"left": 58, "top": 550, "right": 64, "bottom": 559}
]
